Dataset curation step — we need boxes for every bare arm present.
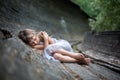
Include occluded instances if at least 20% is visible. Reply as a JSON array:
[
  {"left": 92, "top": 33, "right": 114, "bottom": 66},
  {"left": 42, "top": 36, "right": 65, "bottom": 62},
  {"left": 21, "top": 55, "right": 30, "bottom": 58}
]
[
  {"left": 48, "top": 36, "right": 54, "bottom": 44},
  {"left": 44, "top": 38, "right": 49, "bottom": 48},
  {"left": 40, "top": 31, "right": 54, "bottom": 48},
  {"left": 41, "top": 31, "right": 49, "bottom": 48},
  {"left": 32, "top": 45, "right": 44, "bottom": 50}
]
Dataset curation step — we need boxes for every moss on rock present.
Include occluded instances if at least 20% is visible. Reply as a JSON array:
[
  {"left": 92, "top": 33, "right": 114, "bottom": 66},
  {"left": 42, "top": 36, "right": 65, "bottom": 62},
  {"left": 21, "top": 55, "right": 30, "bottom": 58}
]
[{"left": 71, "top": 0, "right": 120, "bottom": 32}]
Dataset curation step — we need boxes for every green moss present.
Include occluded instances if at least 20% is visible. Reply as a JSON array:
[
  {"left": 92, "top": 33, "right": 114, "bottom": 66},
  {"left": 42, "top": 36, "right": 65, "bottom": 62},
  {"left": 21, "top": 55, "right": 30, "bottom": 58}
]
[
  {"left": 71, "top": 0, "right": 120, "bottom": 32},
  {"left": 89, "top": 0, "right": 120, "bottom": 32},
  {"left": 71, "top": 0, "right": 101, "bottom": 17}
]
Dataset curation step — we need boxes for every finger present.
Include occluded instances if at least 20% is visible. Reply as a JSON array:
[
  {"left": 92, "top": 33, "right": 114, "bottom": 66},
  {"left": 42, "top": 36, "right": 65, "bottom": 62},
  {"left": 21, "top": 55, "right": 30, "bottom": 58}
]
[{"left": 41, "top": 31, "right": 44, "bottom": 35}]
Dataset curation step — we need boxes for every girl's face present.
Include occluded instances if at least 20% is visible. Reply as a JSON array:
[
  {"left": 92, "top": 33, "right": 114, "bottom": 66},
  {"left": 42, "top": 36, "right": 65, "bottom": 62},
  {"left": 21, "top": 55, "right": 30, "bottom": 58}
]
[{"left": 28, "top": 34, "right": 40, "bottom": 47}]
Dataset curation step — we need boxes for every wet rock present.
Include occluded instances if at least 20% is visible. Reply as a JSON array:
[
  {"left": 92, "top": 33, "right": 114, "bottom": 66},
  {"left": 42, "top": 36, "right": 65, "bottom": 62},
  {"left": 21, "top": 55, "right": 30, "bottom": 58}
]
[
  {"left": 78, "top": 31, "right": 120, "bottom": 58},
  {"left": 0, "top": 28, "right": 12, "bottom": 39},
  {"left": 77, "top": 31, "right": 120, "bottom": 76},
  {"left": 0, "top": 0, "right": 120, "bottom": 80},
  {"left": 0, "top": 0, "right": 90, "bottom": 40},
  {"left": 0, "top": 34, "right": 120, "bottom": 80},
  {"left": 0, "top": 36, "right": 76, "bottom": 80}
]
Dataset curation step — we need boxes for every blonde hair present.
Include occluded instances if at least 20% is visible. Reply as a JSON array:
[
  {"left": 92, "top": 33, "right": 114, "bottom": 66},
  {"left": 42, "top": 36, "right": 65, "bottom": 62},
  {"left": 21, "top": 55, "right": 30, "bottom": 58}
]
[
  {"left": 18, "top": 29, "right": 37, "bottom": 44},
  {"left": 18, "top": 29, "right": 45, "bottom": 45}
]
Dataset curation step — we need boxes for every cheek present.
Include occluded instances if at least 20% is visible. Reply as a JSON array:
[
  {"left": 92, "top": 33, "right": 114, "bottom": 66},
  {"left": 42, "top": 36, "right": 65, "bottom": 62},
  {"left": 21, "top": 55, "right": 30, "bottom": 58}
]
[
  {"left": 37, "top": 38, "right": 40, "bottom": 43},
  {"left": 29, "top": 42, "right": 35, "bottom": 46}
]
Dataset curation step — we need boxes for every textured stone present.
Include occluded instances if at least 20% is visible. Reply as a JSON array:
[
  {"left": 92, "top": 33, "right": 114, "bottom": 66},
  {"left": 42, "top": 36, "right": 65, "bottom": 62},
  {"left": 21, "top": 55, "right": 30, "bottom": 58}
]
[
  {"left": 77, "top": 31, "right": 120, "bottom": 76},
  {"left": 79, "top": 31, "right": 120, "bottom": 58},
  {"left": 0, "top": 0, "right": 120, "bottom": 80}
]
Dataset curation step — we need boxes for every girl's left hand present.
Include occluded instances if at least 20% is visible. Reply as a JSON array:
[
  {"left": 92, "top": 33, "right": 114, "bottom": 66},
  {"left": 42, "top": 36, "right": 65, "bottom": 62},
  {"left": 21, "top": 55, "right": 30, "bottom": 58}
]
[{"left": 41, "top": 31, "right": 49, "bottom": 40}]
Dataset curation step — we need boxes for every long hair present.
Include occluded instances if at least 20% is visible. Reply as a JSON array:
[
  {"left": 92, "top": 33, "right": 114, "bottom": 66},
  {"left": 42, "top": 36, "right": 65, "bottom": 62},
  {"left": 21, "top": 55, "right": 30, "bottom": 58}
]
[{"left": 18, "top": 29, "right": 37, "bottom": 44}]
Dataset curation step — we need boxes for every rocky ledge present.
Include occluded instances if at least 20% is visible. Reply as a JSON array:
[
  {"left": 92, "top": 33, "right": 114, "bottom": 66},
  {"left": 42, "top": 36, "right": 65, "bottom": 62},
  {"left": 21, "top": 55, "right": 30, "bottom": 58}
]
[{"left": 0, "top": 29, "right": 120, "bottom": 80}]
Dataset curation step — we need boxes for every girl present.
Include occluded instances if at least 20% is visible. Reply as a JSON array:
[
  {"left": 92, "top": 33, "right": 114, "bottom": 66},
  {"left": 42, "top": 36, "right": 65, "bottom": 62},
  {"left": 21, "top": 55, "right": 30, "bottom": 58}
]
[{"left": 18, "top": 29, "right": 90, "bottom": 64}]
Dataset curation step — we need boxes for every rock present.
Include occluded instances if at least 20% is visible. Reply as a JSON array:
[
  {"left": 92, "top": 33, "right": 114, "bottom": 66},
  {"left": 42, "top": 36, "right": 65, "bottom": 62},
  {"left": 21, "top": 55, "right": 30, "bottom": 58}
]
[
  {"left": 77, "top": 31, "right": 120, "bottom": 78},
  {"left": 0, "top": 0, "right": 90, "bottom": 40},
  {"left": 78, "top": 31, "right": 120, "bottom": 58},
  {"left": 0, "top": 33, "right": 120, "bottom": 80},
  {"left": 0, "top": 36, "right": 76, "bottom": 80},
  {"left": 0, "top": 0, "right": 120, "bottom": 80}
]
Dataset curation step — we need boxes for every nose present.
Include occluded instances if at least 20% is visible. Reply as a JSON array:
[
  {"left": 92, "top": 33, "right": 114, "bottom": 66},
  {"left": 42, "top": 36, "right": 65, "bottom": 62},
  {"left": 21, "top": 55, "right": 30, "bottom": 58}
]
[{"left": 33, "top": 41, "right": 37, "bottom": 44}]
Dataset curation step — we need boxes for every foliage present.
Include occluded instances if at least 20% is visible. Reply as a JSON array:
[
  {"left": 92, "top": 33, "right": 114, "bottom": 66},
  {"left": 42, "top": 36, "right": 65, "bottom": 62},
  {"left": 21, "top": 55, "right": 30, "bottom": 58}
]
[
  {"left": 71, "top": 0, "right": 120, "bottom": 32},
  {"left": 89, "top": 0, "right": 120, "bottom": 32},
  {"left": 71, "top": 0, "right": 101, "bottom": 17}
]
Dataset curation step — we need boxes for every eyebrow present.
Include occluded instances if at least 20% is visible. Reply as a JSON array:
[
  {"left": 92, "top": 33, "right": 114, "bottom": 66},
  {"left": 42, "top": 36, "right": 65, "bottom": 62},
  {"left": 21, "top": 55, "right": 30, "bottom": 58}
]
[{"left": 27, "top": 34, "right": 34, "bottom": 39}]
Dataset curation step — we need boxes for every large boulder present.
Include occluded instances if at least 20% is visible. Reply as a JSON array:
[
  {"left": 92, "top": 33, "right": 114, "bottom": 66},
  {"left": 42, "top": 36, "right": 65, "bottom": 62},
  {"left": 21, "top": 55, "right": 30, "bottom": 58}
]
[
  {"left": 0, "top": 29, "right": 76, "bottom": 80},
  {"left": 77, "top": 31, "right": 120, "bottom": 74}
]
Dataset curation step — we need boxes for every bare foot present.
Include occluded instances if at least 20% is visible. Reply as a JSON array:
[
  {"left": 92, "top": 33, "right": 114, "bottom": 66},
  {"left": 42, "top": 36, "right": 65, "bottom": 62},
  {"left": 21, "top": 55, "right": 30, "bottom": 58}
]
[
  {"left": 85, "top": 58, "right": 91, "bottom": 65},
  {"left": 74, "top": 53, "right": 91, "bottom": 65},
  {"left": 77, "top": 57, "right": 91, "bottom": 65},
  {"left": 74, "top": 53, "right": 85, "bottom": 61}
]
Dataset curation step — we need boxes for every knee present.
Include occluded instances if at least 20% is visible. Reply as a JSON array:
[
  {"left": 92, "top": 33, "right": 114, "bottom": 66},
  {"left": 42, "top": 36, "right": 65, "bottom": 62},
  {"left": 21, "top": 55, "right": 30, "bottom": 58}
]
[
  {"left": 54, "top": 48, "right": 64, "bottom": 53},
  {"left": 53, "top": 53, "right": 61, "bottom": 60}
]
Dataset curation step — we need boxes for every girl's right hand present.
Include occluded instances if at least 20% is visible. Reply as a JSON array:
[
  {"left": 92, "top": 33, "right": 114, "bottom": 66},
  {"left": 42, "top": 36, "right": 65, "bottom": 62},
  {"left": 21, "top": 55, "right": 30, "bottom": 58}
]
[{"left": 32, "top": 45, "right": 44, "bottom": 50}]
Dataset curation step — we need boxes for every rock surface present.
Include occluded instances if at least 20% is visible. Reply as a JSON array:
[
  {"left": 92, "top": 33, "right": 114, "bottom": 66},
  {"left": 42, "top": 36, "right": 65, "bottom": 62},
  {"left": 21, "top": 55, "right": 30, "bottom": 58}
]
[
  {"left": 0, "top": 0, "right": 90, "bottom": 41},
  {"left": 77, "top": 31, "right": 120, "bottom": 79},
  {"left": 0, "top": 29, "right": 120, "bottom": 80},
  {"left": 0, "top": 0, "right": 120, "bottom": 80}
]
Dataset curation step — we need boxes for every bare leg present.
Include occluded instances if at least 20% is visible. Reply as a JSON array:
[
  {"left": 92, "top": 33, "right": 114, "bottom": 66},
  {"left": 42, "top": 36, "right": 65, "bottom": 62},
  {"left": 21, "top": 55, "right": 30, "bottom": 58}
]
[
  {"left": 54, "top": 49, "right": 85, "bottom": 61},
  {"left": 53, "top": 53, "right": 78, "bottom": 63},
  {"left": 53, "top": 49, "right": 90, "bottom": 64}
]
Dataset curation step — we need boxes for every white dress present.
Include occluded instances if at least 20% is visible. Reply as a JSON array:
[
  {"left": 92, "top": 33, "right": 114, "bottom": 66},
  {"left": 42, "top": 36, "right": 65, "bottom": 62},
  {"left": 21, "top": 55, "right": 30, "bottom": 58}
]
[{"left": 43, "top": 38, "right": 73, "bottom": 62}]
